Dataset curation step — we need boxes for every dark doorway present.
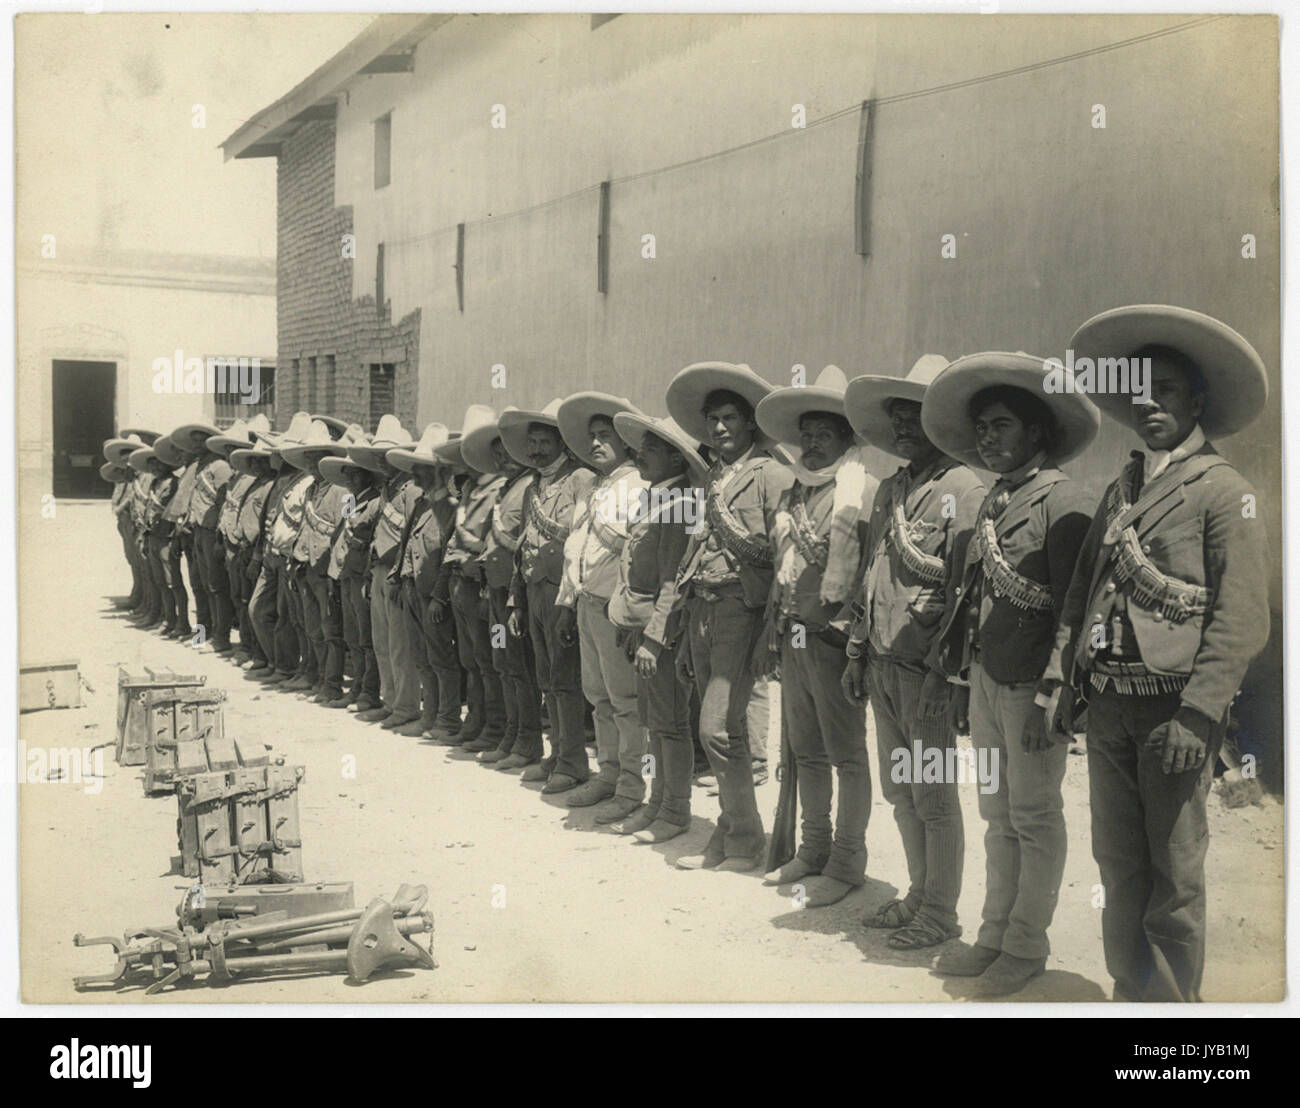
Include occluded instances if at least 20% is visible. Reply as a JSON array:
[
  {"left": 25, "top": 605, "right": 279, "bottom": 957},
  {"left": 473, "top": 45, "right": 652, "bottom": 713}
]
[{"left": 52, "top": 359, "right": 116, "bottom": 499}]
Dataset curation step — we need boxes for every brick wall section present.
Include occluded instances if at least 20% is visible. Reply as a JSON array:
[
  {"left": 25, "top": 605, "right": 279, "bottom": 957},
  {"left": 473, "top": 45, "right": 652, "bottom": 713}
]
[{"left": 275, "top": 118, "right": 420, "bottom": 432}]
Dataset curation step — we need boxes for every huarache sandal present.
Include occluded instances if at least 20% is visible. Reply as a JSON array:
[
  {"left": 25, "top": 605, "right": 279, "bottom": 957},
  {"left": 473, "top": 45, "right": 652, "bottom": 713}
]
[
  {"left": 887, "top": 915, "right": 961, "bottom": 950},
  {"left": 862, "top": 898, "right": 916, "bottom": 930}
]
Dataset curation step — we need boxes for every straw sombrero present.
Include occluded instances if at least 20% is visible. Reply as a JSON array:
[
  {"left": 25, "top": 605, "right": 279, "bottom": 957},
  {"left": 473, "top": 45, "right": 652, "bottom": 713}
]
[
  {"left": 612, "top": 412, "right": 709, "bottom": 486},
  {"left": 280, "top": 419, "right": 353, "bottom": 470},
  {"left": 755, "top": 366, "right": 854, "bottom": 447},
  {"left": 206, "top": 414, "right": 272, "bottom": 457},
  {"left": 127, "top": 446, "right": 156, "bottom": 474},
  {"left": 1068, "top": 305, "right": 1268, "bottom": 439},
  {"left": 459, "top": 408, "right": 506, "bottom": 475},
  {"left": 230, "top": 448, "right": 276, "bottom": 478},
  {"left": 386, "top": 422, "right": 452, "bottom": 473},
  {"left": 103, "top": 433, "right": 148, "bottom": 465},
  {"left": 557, "top": 392, "right": 643, "bottom": 467},
  {"left": 347, "top": 413, "right": 414, "bottom": 473},
  {"left": 845, "top": 354, "right": 950, "bottom": 457},
  {"left": 438, "top": 405, "right": 497, "bottom": 470},
  {"left": 313, "top": 414, "right": 352, "bottom": 440},
  {"left": 117, "top": 427, "right": 161, "bottom": 446},
  {"left": 921, "top": 352, "right": 1100, "bottom": 470},
  {"left": 665, "top": 362, "right": 774, "bottom": 446},
  {"left": 169, "top": 421, "right": 223, "bottom": 455},
  {"left": 319, "top": 452, "right": 375, "bottom": 486},
  {"left": 152, "top": 435, "right": 189, "bottom": 469},
  {"left": 497, "top": 398, "right": 563, "bottom": 467},
  {"left": 230, "top": 411, "right": 308, "bottom": 474},
  {"left": 100, "top": 461, "right": 131, "bottom": 483}
]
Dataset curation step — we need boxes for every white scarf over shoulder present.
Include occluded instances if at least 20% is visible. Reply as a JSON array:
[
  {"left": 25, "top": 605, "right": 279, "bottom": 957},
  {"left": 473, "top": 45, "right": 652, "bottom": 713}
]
[{"left": 772, "top": 445, "right": 874, "bottom": 606}]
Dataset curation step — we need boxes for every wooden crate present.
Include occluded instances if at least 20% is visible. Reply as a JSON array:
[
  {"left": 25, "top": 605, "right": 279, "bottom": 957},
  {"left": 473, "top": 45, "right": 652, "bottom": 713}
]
[
  {"left": 20, "top": 660, "right": 82, "bottom": 713},
  {"left": 116, "top": 667, "right": 206, "bottom": 765},
  {"left": 143, "top": 688, "right": 228, "bottom": 795},
  {"left": 176, "top": 765, "right": 307, "bottom": 885}
]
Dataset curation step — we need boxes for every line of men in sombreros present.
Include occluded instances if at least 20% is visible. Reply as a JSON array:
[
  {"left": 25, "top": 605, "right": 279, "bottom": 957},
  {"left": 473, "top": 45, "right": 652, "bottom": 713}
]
[{"left": 100, "top": 304, "right": 1269, "bottom": 1001}]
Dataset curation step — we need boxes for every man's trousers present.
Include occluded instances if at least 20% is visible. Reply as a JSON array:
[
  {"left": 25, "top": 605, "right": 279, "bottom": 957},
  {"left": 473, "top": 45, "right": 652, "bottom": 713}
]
[
  {"left": 141, "top": 531, "right": 169, "bottom": 624},
  {"left": 578, "top": 593, "right": 646, "bottom": 803},
  {"left": 526, "top": 578, "right": 588, "bottom": 782},
  {"left": 685, "top": 592, "right": 766, "bottom": 860},
  {"left": 224, "top": 543, "right": 262, "bottom": 660},
  {"left": 181, "top": 532, "right": 210, "bottom": 636},
  {"left": 118, "top": 513, "right": 143, "bottom": 607},
  {"left": 165, "top": 533, "right": 192, "bottom": 634},
  {"left": 782, "top": 629, "right": 870, "bottom": 885},
  {"left": 402, "top": 579, "right": 461, "bottom": 734},
  {"left": 868, "top": 655, "right": 964, "bottom": 929},
  {"left": 488, "top": 585, "right": 543, "bottom": 760},
  {"left": 380, "top": 570, "right": 420, "bottom": 718},
  {"left": 969, "top": 662, "right": 1068, "bottom": 961},
  {"left": 250, "top": 556, "right": 297, "bottom": 676},
  {"left": 283, "top": 563, "right": 310, "bottom": 678},
  {"left": 303, "top": 568, "right": 343, "bottom": 698},
  {"left": 1087, "top": 685, "right": 1224, "bottom": 1002},
  {"left": 340, "top": 574, "right": 379, "bottom": 704},
  {"left": 193, "top": 525, "right": 233, "bottom": 648},
  {"left": 145, "top": 531, "right": 176, "bottom": 628},
  {"left": 451, "top": 573, "right": 504, "bottom": 741},
  {"left": 638, "top": 631, "right": 693, "bottom": 827}
]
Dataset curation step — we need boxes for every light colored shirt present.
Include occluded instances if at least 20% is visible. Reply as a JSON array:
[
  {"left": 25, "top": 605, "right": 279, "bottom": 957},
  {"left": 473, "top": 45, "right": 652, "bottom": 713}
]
[
  {"left": 558, "top": 460, "right": 648, "bottom": 606},
  {"left": 270, "top": 471, "right": 314, "bottom": 558}
]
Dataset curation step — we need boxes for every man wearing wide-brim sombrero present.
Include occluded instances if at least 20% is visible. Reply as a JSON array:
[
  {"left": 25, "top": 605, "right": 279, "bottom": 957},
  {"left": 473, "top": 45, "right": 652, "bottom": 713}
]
[
  {"left": 420, "top": 411, "right": 510, "bottom": 752},
  {"left": 130, "top": 443, "right": 188, "bottom": 632},
  {"left": 352, "top": 416, "right": 426, "bottom": 727},
  {"left": 379, "top": 422, "right": 468, "bottom": 738},
  {"left": 663, "top": 361, "right": 793, "bottom": 872},
  {"left": 104, "top": 449, "right": 147, "bottom": 612},
  {"left": 287, "top": 421, "right": 366, "bottom": 705},
  {"left": 150, "top": 427, "right": 204, "bottom": 639},
  {"left": 553, "top": 392, "right": 655, "bottom": 820},
  {"left": 920, "top": 351, "right": 1099, "bottom": 996},
  {"left": 839, "top": 354, "right": 987, "bottom": 946},
  {"left": 103, "top": 431, "right": 150, "bottom": 467},
  {"left": 173, "top": 416, "right": 239, "bottom": 653},
  {"left": 209, "top": 416, "right": 276, "bottom": 669},
  {"left": 102, "top": 433, "right": 155, "bottom": 612},
  {"left": 205, "top": 414, "right": 272, "bottom": 458},
  {"left": 248, "top": 412, "right": 315, "bottom": 685},
  {"left": 602, "top": 411, "right": 707, "bottom": 842},
  {"left": 500, "top": 399, "right": 598, "bottom": 794},
  {"left": 1047, "top": 306, "right": 1271, "bottom": 1003},
  {"left": 456, "top": 406, "right": 546, "bottom": 773},
  {"left": 316, "top": 448, "right": 384, "bottom": 710},
  {"left": 119, "top": 445, "right": 164, "bottom": 628},
  {"left": 747, "top": 366, "right": 878, "bottom": 906},
  {"left": 100, "top": 460, "right": 131, "bottom": 485}
]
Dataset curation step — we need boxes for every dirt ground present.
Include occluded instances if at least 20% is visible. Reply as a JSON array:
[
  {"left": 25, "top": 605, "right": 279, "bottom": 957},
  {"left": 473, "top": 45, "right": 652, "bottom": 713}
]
[{"left": 18, "top": 502, "right": 1287, "bottom": 1004}]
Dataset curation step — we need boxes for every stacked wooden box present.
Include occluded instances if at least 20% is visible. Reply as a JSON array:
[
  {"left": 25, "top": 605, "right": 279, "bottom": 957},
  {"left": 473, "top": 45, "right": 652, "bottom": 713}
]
[
  {"left": 176, "top": 764, "right": 307, "bottom": 886},
  {"left": 116, "top": 667, "right": 207, "bottom": 767}
]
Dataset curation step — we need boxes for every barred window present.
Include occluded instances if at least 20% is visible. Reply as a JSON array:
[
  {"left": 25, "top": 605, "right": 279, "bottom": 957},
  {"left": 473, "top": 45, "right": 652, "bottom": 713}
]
[{"left": 209, "top": 356, "right": 275, "bottom": 428}]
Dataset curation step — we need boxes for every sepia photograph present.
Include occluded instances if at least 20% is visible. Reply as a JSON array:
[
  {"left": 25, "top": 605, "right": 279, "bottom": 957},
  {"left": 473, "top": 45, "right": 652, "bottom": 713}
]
[{"left": 7, "top": 3, "right": 1291, "bottom": 1037}]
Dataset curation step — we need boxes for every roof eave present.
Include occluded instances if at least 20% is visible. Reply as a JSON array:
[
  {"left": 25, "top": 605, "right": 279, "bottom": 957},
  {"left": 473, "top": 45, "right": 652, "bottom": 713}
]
[{"left": 221, "top": 13, "right": 452, "bottom": 161}]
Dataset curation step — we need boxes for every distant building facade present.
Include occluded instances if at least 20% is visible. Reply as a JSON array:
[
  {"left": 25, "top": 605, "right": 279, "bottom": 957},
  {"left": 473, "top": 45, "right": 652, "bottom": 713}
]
[{"left": 18, "top": 246, "right": 275, "bottom": 499}]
